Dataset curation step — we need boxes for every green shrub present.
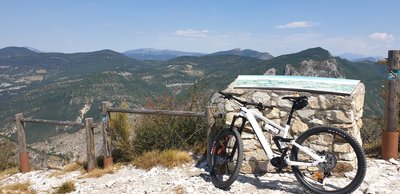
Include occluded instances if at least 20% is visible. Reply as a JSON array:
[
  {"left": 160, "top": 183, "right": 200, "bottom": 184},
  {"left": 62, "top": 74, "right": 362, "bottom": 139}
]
[
  {"left": 96, "top": 156, "right": 104, "bottom": 168},
  {"left": 110, "top": 102, "right": 134, "bottom": 162},
  {"left": 132, "top": 94, "right": 208, "bottom": 154},
  {"left": 361, "top": 118, "right": 382, "bottom": 155},
  {"left": 0, "top": 139, "right": 17, "bottom": 171}
]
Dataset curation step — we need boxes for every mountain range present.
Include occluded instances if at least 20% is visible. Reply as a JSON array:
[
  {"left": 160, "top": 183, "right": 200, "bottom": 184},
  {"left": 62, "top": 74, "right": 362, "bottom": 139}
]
[
  {"left": 0, "top": 46, "right": 385, "bottom": 143},
  {"left": 123, "top": 48, "right": 273, "bottom": 61}
]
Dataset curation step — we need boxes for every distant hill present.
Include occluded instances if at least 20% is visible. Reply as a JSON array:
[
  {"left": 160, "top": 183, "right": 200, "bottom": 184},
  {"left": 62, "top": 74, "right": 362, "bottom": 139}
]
[
  {"left": 0, "top": 46, "right": 385, "bottom": 143},
  {"left": 209, "top": 48, "right": 273, "bottom": 60},
  {"left": 339, "top": 52, "right": 380, "bottom": 62},
  {"left": 0, "top": 46, "right": 37, "bottom": 57},
  {"left": 350, "top": 57, "right": 378, "bottom": 63},
  {"left": 123, "top": 48, "right": 205, "bottom": 61}
]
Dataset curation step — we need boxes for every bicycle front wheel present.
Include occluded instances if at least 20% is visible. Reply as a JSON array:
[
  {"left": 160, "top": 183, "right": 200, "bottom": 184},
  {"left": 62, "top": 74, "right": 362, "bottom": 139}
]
[
  {"left": 290, "top": 127, "right": 366, "bottom": 194},
  {"left": 210, "top": 127, "right": 243, "bottom": 189}
]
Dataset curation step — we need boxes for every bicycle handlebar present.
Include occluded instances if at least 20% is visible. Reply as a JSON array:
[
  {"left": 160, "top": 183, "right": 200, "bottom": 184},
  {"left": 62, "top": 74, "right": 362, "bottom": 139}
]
[{"left": 218, "top": 91, "right": 273, "bottom": 111}]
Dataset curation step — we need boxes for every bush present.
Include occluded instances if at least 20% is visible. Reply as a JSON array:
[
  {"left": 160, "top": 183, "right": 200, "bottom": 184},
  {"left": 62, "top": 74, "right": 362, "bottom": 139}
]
[
  {"left": 0, "top": 139, "right": 17, "bottom": 171},
  {"left": 110, "top": 102, "right": 134, "bottom": 162},
  {"left": 56, "top": 181, "right": 75, "bottom": 194},
  {"left": 132, "top": 94, "right": 208, "bottom": 155},
  {"left": 361, "top": 118, "right": 382, "bottom": 155}
]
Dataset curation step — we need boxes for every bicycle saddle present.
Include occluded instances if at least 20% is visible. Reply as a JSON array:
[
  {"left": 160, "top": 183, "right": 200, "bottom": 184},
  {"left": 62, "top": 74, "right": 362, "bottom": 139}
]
[{"left": 283, "top": 96, "right": 308, "bottom": 110}]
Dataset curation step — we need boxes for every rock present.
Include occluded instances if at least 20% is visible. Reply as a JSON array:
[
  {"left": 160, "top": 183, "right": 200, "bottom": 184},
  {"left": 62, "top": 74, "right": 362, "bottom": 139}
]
[
  {"left": 242, "top": 132, "right": 255, "bottom": 140},
  {"left": 388, "top": 158, "right": 399, "bottom": 165},
  {"left": 277, "top": 99, "right": 292, "bottom": 109},
  {"left": 333, "top": 143, "right": 352, "bottom": 153},
  {"left": 264, "top": 68, "right": 276, "bottom": 75},
  {"left": 327, "top": 110, "right": 353, "bottom": 123},
  {"left": 225, "top": 100, "right": 238, "bottom": 112},
  {"left": 309, "top": 118, "right": 324, "bottom": 126},
  {"left": 252, "top": 92, "right": 271, "bottom": 105},
  {"left": 296, "top": 110, "right": 315, "bottom": 120},
  {"left": 279, "top": 111, "right": 288, "bottom": 118},
  {"left": 291, "top": 117, "right": 308, "bottom": 135},
  {"left": 267, "top": 108, "right": 280, "bottom": 119},
  {"left": 106, "top": 180, "right": 116, "bottom": 187},
  {"left": 318, "top": 95, "right": 331, "bottom": 109},
  {"left": 308, "top": 96, "right": 320, "bottom": 109}
]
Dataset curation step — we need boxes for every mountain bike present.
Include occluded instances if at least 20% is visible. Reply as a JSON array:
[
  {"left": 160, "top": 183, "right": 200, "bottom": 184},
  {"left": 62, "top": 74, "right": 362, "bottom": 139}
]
[{"left": 209, "top": 91, "right": 366, "bottom": 194}]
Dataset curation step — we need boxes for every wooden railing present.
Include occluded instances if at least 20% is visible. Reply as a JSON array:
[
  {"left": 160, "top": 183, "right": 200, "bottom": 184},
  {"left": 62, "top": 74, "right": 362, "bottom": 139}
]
[
  {"left": 15, "top": 113, "right": 96, "bottom": 172},
  {"left": 15, "top": 102, "right": 222, "bottom": 173}
]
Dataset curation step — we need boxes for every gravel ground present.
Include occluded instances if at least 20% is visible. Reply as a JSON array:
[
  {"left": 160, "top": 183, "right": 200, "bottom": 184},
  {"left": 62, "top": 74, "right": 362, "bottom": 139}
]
[{"left": 1, "top": 158, "right": 399, "bottom": 194}]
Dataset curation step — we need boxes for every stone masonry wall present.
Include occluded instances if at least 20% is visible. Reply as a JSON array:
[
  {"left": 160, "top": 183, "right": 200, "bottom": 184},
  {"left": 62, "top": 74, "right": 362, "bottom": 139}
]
[{"left": 211, "top": 82, "right": 365, "bottom": 173}]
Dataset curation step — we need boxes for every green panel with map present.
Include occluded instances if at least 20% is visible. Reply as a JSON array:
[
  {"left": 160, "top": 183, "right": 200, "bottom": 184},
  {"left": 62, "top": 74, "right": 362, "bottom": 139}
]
[{"left": 234, "top": 75, "right": 360, "bottom": 95}]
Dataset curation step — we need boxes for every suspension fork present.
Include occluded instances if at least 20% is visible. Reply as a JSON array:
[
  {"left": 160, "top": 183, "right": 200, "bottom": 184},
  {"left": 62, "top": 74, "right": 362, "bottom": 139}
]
[{"left": 227, "top": 115, "right": 247, "bottom": 160}]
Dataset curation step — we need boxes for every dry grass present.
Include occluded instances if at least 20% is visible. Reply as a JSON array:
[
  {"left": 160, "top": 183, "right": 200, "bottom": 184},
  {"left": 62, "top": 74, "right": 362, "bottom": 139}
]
[
  {"left": 80, "top": 167, "right": 114, "bottom": 179},
  {"left": 56, "top": 181, "right": 76, "bottom": 194},
  {"left": 0, "top": 181, "right": 36, "bottom": 194},
  {"left": 173, "top": 185, "right": 186, "bottom": 194},
  {"left": 132, "top": 150, "right": 192, "bottom": 170},
  {"left": 50, "top": 162, "right": 84, "bottom": 177},
  {"left": 63, "top": 162, "right": 83, "bottom": 172},
  {"left": 0, "top": 167, "right": 19, "bottom": 180},
  {"left": 363, "top": 141, "right": 382, "bottom": 157}
]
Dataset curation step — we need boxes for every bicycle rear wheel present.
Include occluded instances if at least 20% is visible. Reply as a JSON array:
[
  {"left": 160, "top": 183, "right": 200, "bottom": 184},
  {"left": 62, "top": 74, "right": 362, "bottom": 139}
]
[
  {"left": 210, "top": 127, "right": 243, "bottom": 189},
  {"left": 290, "top": 127, "right": 366, "bottom": 194}
]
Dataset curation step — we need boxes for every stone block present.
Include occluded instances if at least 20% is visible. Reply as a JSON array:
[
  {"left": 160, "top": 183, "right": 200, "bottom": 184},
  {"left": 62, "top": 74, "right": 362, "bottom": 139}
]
[
  {"left": 309, "top": 118, "right": 324, "bottom": 126},
  {"left": 225, "top": 99, "right": 239, "bottom": 112},
  {"left": 277, "top": 99, "right": 292, "bottom": 108},
  {"left": 296, "top": 110, "right": 315, "bottom": 120},
  {"left": 291, "top": 117, "right": 308, "bottom": 135},
  {"left": 241, "top": 160, "right": 258, "bottom": 174},
  {"left": 334, "top": 143, "right": 352, "bottom": 153},
  {"left": 279, "top": 111, "right": 288, "bottom": 118},
  {"left": 327, "top": 110, "right": 353, "bottom": 124},
  {"left": 244, "top": 148, "right": 268, "bottom": 161},
  {"left": 243, "top": 139, "right": 257, "bottom": 152},
  {"left": 267, "top": 108, "right": 280, "bottom": 119},
  {"left": 318, "top": 95, "right": 331, "bottom": 109},
  {"left": 308, "top": 96, "right": 320, "bottom": 109},
  {"left": 252, "top": 92, "right": 271, "bottom": 105}
]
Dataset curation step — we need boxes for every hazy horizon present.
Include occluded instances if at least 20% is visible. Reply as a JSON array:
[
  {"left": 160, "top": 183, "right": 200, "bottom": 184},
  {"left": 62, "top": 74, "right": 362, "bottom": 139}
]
[{"left": 1, "top": 0, "right": 399, "bottom": 57}]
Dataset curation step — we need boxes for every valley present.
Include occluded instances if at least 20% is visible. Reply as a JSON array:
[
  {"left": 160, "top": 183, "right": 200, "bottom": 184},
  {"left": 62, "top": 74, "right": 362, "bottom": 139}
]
[{"left": 0, "top": 46, "right": 386, "bottom": 144}]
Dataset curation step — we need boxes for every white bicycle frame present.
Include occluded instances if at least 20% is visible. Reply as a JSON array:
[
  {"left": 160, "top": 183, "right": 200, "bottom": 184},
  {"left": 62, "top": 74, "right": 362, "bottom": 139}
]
[{"left": 238, "top": 106, "right": 326, "bottom": 167}]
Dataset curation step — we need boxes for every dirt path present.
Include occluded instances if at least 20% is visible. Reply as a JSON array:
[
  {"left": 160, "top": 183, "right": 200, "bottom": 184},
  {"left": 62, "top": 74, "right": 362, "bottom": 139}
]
[{"left": 1, "top": 158, "right": 399, "bottom": 194}]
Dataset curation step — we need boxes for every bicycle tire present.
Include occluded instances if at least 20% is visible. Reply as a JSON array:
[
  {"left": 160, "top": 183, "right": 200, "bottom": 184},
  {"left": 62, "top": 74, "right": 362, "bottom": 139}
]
[
  {"left": 290, "top": 126, "right": 366, "bottom": 194},
  {"left": 210, "top": 127, "right": 244, "bottom": 189}
]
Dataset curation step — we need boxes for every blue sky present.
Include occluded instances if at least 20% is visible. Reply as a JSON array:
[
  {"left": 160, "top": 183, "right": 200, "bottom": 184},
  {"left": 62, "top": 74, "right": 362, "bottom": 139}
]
[{"left": 1, "top": 0, "right": 399, "bottom": 57}]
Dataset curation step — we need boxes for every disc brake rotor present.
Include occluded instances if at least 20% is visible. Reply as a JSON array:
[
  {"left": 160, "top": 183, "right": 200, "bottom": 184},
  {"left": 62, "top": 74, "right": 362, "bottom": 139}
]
[{"left": 317, "top": 152, "right": 337, "bottom": 173}]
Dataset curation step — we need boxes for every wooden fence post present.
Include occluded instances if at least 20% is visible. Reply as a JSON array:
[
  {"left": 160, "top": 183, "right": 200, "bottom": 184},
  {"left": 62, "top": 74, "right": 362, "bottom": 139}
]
[
  {"left": 85, "top": 118, "right": 96, "bottom": 172},
  {"left": 206, "top": 106, "right": 218, "bottom": 170},
  {"left": 101, "top": 102, "right": 113, "bottom": 168},
  {"left": 16, "top": 113, "right": 30, "bottom": 173},
  {"left": 381, "top": 50, "right": 400, "bottom": 159}
]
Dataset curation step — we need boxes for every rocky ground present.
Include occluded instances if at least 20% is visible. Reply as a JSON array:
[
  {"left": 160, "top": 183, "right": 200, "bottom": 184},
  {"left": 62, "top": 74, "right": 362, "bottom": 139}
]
[{"left": 1, "top": 158, "right": 399, "bottom": 194}]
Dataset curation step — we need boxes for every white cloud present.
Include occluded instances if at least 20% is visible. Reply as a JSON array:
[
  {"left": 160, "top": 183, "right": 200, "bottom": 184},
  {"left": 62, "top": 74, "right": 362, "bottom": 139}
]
[
  {"left": 175, "top": 29, "right": 210, "bottom": 38},
  {"left": 274, "top": 21, "right": 319, "bottom": 29},
  {"left": 369, "top": 32, "right": 395, "bottom": 41}
]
